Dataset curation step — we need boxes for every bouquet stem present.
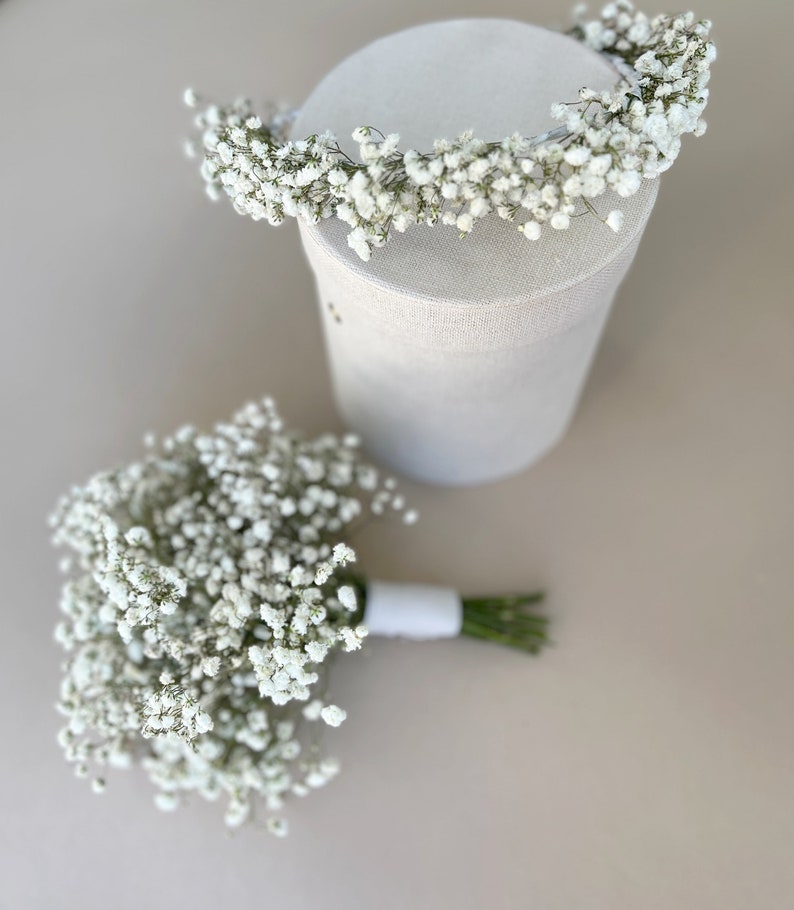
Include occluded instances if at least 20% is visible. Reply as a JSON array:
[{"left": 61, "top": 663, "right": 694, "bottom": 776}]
[
  {"left": 349, "top": 576, "right": 549, "bottom": 653},
  {"left": 460, "top": 592, "right": 548, "bottom": 654}
]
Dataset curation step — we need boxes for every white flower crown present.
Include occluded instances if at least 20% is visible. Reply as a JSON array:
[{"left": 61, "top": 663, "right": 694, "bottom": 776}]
[{"left": 186, "top": 1, "right": 715, "bottom": 261}]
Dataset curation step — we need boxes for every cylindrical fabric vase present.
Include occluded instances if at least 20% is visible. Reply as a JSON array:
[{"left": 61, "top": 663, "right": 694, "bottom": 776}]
[{"left": 293, "top": 19, "right": 659, "bottom": 486}]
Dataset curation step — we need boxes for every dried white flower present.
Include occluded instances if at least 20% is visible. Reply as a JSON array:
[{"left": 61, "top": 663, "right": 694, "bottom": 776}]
[
  {"left": 320, "top": 705, "right": 347, "bottom": 727},
  {"left": 332, "top": 543, "right": 355, "bottom": 566},
  {"left": 519, "top": 221, "right": 542, "bottom": 241},
  {"left": 266, "top": 817, "right": 289, "bottom": 837},
  {"left": 201, "top": 656, "right": 221, "bottom": 677},
  {"left": 337, "top": 585, "right": 357, "bottom": 611},
  {"left": 302, "top": 699, "right": 324, "bottom": 721}
]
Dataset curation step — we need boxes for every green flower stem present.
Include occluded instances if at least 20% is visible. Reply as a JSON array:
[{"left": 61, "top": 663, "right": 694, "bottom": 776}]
[{"left": 461, "top": 592, "right": 549, "bottom": 654}]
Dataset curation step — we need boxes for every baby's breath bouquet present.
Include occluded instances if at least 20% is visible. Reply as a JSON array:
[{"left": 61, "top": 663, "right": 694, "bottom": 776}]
[{"left": 51, "top": 398, "right": 547, "bottom": 834}]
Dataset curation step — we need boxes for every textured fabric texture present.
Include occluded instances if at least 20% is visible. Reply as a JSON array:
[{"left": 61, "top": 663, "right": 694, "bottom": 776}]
[
  {"left": 292, "top": 19, "right": 658, "bottom": 484},
  {"left": 364, "top": 582, "right": 463, "bottom": 639}
]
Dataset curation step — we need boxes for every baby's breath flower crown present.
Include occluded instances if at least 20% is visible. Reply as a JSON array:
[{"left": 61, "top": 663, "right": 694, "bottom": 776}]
[
  {"left": 186, "top": 1, "right": 715, "bottom": 261},
  {"left": 51, "top": 398, "right": 547, "bottom": 833}
]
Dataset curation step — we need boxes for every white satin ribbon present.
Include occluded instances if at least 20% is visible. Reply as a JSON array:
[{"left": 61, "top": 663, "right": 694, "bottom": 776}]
[{"left": 364, "top": 581, "right": 462, "bottom": 639}]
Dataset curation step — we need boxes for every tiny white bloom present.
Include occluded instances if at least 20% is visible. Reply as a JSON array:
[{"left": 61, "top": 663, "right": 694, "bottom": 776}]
[
  {"left": 305, "top": 641, "right": 329, "bottom": 663},
  {"left": 266, "top": 817, "right": 289, "bottom": 837},
  {"left": 606, "top": 209, "right": 624, "bottom": 232},
  {"left": 302, "top": 699, "right": 324, "bottom": 721},
  {"left": 563, "top": 146, "right": 591, "bottom": 166},
  {"left": 456, "top": 213, "right": 474, "bottom": 233},
  {"left": 320, "top": 704, "right": 347, "bottom": 727},
  {"left": 332, "top": 543, "right": 356, "bottom": 566},
  {"left": 313, "top": 562, "right": 333, "bottom": 586},
  {"left": 201, "top": 656, "right": 221, "bottom": 677},
  {"left": 193, "top": 710, "right": 213, "bottom": 734},
  {"left": 520, "top": 221, "right": 541, "bottom": 241},
  {"left": 337, "top": 585, "right": 357, "bottom": 611},
  {"left": 154, "top": 792, "right": 179, "bottom": 812}
]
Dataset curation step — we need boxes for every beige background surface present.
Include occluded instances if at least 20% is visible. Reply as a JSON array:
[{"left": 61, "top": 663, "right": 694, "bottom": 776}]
[{"left": 1, "top": 1, "right": 792, "bottom": 908}]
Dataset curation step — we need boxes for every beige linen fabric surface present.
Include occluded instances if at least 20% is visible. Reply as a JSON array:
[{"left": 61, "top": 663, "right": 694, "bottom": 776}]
[
  {"left": 1, "top": 1, "right": 792, "bottom": 909},
  {"left": 295, "top": 20, "right": 658, "bottom": 482}
]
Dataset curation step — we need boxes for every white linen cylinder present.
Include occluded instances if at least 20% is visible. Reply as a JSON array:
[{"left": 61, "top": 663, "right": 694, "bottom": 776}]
[{"left": 293, "top": 19, "right": 659, "bottom": 485}]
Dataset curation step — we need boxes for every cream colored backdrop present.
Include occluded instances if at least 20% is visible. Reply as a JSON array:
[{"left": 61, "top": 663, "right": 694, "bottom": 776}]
[{"left": 0, "top": 1, "right": 791, "bottom": 908}]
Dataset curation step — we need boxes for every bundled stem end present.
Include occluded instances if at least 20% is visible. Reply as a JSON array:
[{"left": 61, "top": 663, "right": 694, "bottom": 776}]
[{"left": 461, "top": 592, "right": 549, "bottom": 654}]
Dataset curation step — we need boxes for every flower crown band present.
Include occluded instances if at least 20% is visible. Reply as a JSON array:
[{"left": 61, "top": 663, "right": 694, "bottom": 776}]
[{"left": 186, "top": 1, "right": 715, "bottom": 261}]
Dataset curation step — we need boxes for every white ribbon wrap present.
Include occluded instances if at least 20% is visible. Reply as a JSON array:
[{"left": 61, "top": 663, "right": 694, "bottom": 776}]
[
  {"left": 293, "top": 19, "right": 658, "bottom": 485},
  {"left": 364, "top": 581, "right": 462, "bottom": 640}
]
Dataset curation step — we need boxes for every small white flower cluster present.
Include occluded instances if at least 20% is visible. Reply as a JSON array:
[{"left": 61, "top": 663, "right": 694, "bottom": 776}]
[
  {"left": 187, "top": 2, "right": 714, "bottom": 260},
  {"left": 51, "top": 397, "right": 414, "bottom": 832},
  {"left": 141, "top": 683, "right": 213, "bottom": 741}
]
